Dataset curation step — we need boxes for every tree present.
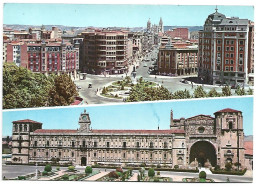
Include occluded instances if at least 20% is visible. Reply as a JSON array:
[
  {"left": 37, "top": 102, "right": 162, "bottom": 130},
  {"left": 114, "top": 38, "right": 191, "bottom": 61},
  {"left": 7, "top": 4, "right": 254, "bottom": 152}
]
[
  {"left": 173, "top": 89, "right": 191, "bottom": 99},
  {"left": 222, "top": 86, "right": 232, "bottom": 96},
  {"left": 148, "top": 168, "right": 155, "bottom": 177},
  {"left": 85, "top": 166, "right": 92, "bottom": 174},
  {"left": 3, "top": 62, "right": 54, "bottom": 109},
  {"left": 207, "top": 88, "right": 221, "bottom": 97},
  {"left": 199, "top": 171, "right": 206, "bottom": 179},
  {"left": 48, "top": 74, "right": 78, "bottom": 106},
  {"left": 225, "top": 162, "right": 232, "bottom": 171},
  {"left": 44, "top": 164, "right": 52, "bottom": 172},
  {"left": 247, "top": 88, "right": 253, "bottom": 95},
  {"left": 68, "top": 165, "right": 75, "bottom": 171},
  {"left": 235, "top": 86, "right": 246, "bottom": 96},
  {"left": 193, "top": 86, "right": 207, "bottom": 98},
  {"left": 102, "top": 87, "right": 107, "bottom": 94}
]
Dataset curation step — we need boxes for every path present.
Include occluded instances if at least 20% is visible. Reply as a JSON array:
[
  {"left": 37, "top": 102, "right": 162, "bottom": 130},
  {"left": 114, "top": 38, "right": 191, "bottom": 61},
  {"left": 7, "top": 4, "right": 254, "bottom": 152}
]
[
  {"left": 128, "top": 173, "right": 138, "bottom": 181},
  {"left": 85, "top": 171, "right": 109, "bottom": 181}
]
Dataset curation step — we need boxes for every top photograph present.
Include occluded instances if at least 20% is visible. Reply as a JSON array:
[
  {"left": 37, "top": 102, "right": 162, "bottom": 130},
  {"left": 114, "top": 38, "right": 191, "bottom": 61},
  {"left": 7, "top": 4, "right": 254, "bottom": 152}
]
[{"left": 2, "top": 4, "right": 254, "bottom": 109}]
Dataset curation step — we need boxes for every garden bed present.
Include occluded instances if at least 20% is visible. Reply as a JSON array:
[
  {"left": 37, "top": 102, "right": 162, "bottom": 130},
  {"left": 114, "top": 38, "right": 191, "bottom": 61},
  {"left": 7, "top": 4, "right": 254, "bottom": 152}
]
[{"left": 210, "top": 168, "right": 247, "bottom": 175}]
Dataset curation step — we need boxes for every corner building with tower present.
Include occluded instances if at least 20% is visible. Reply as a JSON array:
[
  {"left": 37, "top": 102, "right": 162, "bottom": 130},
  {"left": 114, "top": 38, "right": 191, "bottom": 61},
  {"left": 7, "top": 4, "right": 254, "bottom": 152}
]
[{"left": 11, "top": 108, "right": 250, "bottom": 170}]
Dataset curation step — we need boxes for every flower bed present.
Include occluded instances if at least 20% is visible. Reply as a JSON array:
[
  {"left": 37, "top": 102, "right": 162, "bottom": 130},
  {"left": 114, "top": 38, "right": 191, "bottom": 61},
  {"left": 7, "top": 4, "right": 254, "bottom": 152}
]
[
  {"left": 183, "top": 178, "right": 214, "bottom": 182},
  {"left": 210, "top": 168, "right": 247, "bottom": 175}
]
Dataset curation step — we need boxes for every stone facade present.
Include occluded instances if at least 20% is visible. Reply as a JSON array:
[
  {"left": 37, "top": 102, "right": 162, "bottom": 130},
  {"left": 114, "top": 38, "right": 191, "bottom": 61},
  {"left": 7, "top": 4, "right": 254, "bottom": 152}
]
[{"left": 11, "top": 108, "right": 248, "bottom": 170}]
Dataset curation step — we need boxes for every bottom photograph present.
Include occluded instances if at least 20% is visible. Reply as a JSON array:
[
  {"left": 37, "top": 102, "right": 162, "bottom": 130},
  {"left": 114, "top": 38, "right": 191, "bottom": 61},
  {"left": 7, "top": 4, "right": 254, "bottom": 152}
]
[{"left": 2, "top": 97, "right": 253, "bottom": 182}]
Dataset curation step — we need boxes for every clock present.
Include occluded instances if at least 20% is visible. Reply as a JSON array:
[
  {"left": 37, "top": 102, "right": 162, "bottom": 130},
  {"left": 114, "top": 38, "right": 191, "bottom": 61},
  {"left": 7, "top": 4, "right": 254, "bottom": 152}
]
[{"left": 82, "top": 116, "right": 87, "bottom": 121}]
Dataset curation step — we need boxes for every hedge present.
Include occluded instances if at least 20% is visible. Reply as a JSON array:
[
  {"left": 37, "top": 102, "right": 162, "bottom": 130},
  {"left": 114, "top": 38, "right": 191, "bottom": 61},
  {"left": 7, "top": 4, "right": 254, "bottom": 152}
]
[{"left": 210, "top": 168, "right": 247, "bottom": 175}]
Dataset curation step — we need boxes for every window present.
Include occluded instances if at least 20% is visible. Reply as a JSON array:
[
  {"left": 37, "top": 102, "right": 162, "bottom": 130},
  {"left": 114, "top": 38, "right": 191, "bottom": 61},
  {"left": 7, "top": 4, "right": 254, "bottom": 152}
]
[
  {"left": 217, "top": 40, "right": 221, "bottom": 44},
  {"left": 217, "top": 65, "right": 220, "bottom": 70},
  {"left": 47, "top": 141, "right": 49, "bottom": 146},
  {"left": 72, "top": 152, "right": 74, "bottom": 157},
  {"left": 136, "top": 142, "right": 140, "bottom": 148},
  {"left": 94, "top": 142, "right": 97, "bottom": 147},
  {"left": 24, "top": 125, "right": 27, "bottom": 132},
  {"left": 34, "top": 141, "right": 37, "bottom": 146},
  {"left": 225, "top": 67, "right": 229, "bottom": 71},
  {"left": 226, "top": 40, "right": 229, "bottom": 45},
  {"left": 228, "top": 122, "right": 233, "bottom": 130},
  {"left": 164, "top": 142, "right": 168, "bottom": 148},
  {"left": 59, "top": 152, "right": 61, "bottom": 157},
  {"left": 231, "top": 40, "right": 234, "bottom": 45},
  {"left": 226, "top": 47, "right": 229, "bottom": 51},
  {"left": 239, "top": 54, "right": 243, "bottom": 58},
  {"left": 217, "top": 47, "right": 221, "bottom": 51},
  {"left": 150, "top": 142, "right": 153, "bottom": 148},
  {"left": 164, "top": 153, "right": 167, "bottom": 159},
  {"left": 19, "top": 125, "right": 23, "bottom": 132},
  {"left": 34, "top": 152, "right": 36, "bottom": 157},
  {"left": 72, "top": 141, "right": 75, "bottom": 147},
  {"left": 107, "top": 142, "right": 110, "bottom": 148},
  {"left": 82, "top": 140, "right": 86, "bottom": 147},
  {"left": 225, "top": 60, "right": 229, "bottom": 64},
  {"left": 226, "top": 53, "right": 229, "bottom": 58},
  {"left": 230, "top": 53, "right": 234, "bottom": 58},
  {"left": 239, "top": 47, "right": 243, "bottom": 51},
  {"left": 239, "top": 40, "right": 244, "bottom": 45},
  {"left": 230, "top": 67, "right": 233, "bottom": 71},
  {"left": 123, "top": 153, "right": 126, "bottom": 158},
  {"left": 46, "top": 152, "right": 48, "bottom": 157},
  {"left": 198, "top": 127, "right": 205, "bottom": 133},
  {"left": 230, "top": 60, "right": 234, "bottom": 64},
  {"left": 230, "top": 47, "right": 234, "bottom": 51},
  {"left": 123, "top": 142, "right": 126, "bottom": 148},
  {"left": 239, "top": 60, "right": 243, "bottom": 65}
]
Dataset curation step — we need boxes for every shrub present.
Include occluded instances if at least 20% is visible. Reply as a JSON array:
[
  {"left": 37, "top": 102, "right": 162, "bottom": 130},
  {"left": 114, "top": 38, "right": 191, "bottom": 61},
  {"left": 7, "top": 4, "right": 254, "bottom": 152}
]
[
  {"left": 85, "top": 166, "right": 92, "bottom": 174},
  {"left": 18, "top": 176, "right": 26, "bottom": 180},
  {"left": 56, "top": 166, "right": 60, "bottom": 171},
  {"left": 225, "top": 162, "right": 232, "bottom": 171},
  {"left": 157, "top": 171, "right": 160, "bottom": 176},
  {"left": 214, "top": 165, "right": 220, "bottom": 171},
  {"left": 116, "top": 167, "right": 123, "bottom": 173},
  {"left": 62, "top": 174, "right": 69, "bottom": 180},
  {"left": 157, "top": 164, "right": 161, "bottom": 168},
  {"left": 148, "top": 168, "right": 155, "bottom": 177},
  {"left": 140, "top": 163, "right": 146, "bottom": 167},
  {"left": 42, "top": 171, "right": 48, "bottom": 176},
  {"left": 115, "top": 94, "right": 118, "bottom": 98},
  {"left": 68, "top": 165, "right": 75, "bottom": 171},
  {"left": 154, "top": 177, "right": 159, "bottom": 182},
  {"left": 199, "top": 171, "right": 206, "bottom": 179},
  {"left": 129, "top": 169, "right": 132, "bottom": 175},
  {"left": 44, "top": 164, "right": 52, "bottom": 172},
  {"left": 108, "top": 171, "right": 119, "bottom": 179},
  {"left": 174, "top": 165, "right": 179, "bottom": 169},
  {"left": 137, "top": 174, "right": 140, "bottom": 181}
]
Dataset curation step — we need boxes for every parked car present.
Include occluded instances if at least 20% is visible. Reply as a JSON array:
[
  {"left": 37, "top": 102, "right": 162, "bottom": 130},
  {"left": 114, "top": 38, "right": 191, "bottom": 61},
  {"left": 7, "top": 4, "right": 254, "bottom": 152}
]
[{"left": 88, "top": 84, "right": 92, "bottom": 88}]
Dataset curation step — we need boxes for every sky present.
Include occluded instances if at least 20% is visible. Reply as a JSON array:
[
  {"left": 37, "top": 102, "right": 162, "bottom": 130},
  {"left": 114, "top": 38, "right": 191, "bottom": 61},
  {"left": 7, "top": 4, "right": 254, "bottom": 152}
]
[
  {"left": 3, "top": 4, "right": 254, "bottom": 27},
  {"left": 2, "top": 96, "right": 253, "bottom": 137}
]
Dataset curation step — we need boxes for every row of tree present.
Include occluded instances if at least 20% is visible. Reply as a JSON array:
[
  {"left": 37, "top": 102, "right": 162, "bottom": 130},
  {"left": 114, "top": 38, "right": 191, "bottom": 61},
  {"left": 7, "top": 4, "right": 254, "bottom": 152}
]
[
  {"left": 3, "top": 63, "right": 78, "bottom": 109},
  {"left": 126, "top": 83, "right": 253, "bottom": 102}
]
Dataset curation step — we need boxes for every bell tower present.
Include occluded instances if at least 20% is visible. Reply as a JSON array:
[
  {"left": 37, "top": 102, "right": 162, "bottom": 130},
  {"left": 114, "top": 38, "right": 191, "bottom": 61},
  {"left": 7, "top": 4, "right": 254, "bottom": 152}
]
[{"left": 78, "top": 109, "right": 91, "bottom": 132}]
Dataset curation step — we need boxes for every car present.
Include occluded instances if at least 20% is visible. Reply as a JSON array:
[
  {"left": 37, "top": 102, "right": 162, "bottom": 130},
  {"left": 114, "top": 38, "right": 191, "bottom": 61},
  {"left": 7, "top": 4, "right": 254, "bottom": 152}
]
[
  {"left": 88, "top": 84, "right": 92, "bottom": 88},
  {"left": 143, "top": 63, "right": 147, "bottom": 67},
  {"left": 77, "top": 86, "right": 82, "bottom": 89}
]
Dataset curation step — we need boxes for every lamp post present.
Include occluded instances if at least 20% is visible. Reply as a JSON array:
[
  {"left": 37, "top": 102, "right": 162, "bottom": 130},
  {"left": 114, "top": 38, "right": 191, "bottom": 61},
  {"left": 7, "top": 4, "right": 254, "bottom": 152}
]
[{"left": 35, "top": 162, "right": 38, "bottom": 180}]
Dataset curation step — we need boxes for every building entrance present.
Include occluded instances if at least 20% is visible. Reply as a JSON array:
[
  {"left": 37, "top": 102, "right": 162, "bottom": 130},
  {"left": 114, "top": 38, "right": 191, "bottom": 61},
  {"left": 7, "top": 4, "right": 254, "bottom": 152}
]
[
  {"left": 81, "top": 157, "right": 87, "bottom": 166},
  {"left": 189, "top": 141, "right": 217, "bottom": 167}
]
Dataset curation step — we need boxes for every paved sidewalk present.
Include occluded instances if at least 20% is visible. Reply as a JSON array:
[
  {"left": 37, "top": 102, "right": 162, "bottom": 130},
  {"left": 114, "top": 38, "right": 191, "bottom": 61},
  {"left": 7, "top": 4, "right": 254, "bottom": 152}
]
[
  {"left": 128, "top": 173, "right": 138, "bottom": 181},
  {"left": 85, "top": 171, "right": 109, "bottom": 181},
  {"left": 40, "top": 170, "right": 65, "bottom": 180}
]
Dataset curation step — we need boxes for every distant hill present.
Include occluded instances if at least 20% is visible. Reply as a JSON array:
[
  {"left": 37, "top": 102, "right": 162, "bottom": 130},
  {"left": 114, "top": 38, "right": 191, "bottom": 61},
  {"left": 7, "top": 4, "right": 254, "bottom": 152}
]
[
  {"left": 164, "top": 26, "right": 203, "bottom": 32},
  {"left": 244, "top": 135, "right": 253, "bottom": 141}
]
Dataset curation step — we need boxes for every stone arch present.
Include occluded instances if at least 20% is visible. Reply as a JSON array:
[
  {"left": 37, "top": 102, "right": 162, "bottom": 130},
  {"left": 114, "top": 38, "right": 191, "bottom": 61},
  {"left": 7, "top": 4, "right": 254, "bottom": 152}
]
[{"left": 189, "top": 140, "right": 217, "bottom": 167}]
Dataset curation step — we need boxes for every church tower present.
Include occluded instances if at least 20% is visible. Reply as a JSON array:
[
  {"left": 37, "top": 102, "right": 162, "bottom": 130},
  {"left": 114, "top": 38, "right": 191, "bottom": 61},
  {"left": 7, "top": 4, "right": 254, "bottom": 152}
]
[
  {"left": 78, "top": 109, "right": 91, "bottom": 132},
  {"left": 159, "top": 17, "right": 164, "bottom": 33},
  {"left": 147, "top": 18, "right": 151, "bottom": 32}
]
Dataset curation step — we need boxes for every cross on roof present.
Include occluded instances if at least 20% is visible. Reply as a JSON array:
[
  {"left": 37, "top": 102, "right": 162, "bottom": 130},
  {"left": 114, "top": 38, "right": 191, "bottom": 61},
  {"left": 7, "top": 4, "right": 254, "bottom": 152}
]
[{"left": 215, "top": 5, "right": 218, "bottom": 12}]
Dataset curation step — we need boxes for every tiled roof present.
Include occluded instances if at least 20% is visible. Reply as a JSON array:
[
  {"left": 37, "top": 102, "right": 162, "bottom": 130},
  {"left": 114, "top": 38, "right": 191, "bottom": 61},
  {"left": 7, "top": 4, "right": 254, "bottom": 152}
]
[
  {"left": 34, "top": 129, "right": 77, "bottom": 133},
  {"left": 214, "top": 108, "right": 241, "bottom": 114},
  {"left": 33, "top": 129, "right": 185, "bottom": 134},
  {"left": 92, "top": 129, "right": 185, "bottom": 134},
  {"left": 244, "top": 141, "right": 253, "bottom": 155},
  {"left": 13, "top": 119, "right": 42, "bottom": 124}
]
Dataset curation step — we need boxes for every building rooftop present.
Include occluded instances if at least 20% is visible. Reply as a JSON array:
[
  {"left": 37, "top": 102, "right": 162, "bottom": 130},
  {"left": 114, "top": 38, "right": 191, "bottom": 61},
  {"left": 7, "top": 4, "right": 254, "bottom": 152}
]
[
  {"left": 214, "top": 108, "right": 242, "bottom": 114},
  {"left": 13, "top": 119, "right": 42, "bottom": 124}
]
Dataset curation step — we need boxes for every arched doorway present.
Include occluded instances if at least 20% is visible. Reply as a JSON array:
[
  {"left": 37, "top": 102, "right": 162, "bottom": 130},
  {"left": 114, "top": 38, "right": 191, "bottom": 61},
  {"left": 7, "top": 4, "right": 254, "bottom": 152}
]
[
  {"left": 189, "top": 141, "right": 217, "bottom": 167},
  {"left": 81, "top": 157, "right": 87, "bottom": 166}
]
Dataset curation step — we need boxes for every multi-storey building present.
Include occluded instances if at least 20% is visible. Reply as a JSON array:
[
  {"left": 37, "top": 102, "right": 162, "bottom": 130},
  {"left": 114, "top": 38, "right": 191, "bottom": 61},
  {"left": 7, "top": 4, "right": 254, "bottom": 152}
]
[
  {"left": 78, "top": 30, "right": 129, "bottom": 75},
  {"left": 198, "top": 8, "right": 254, "bottom": 86},
  {"left": 157, "top": 42, "right": 198, "bottom": 76},
  {"left": 166, "top": 28, "right": 189, "bottom": 40},
  {"left": 11, "top": 108, "right": 250, "bottom": 170},
  {"left": 6, "top": 40, "right": 79, "bottom": 75}
]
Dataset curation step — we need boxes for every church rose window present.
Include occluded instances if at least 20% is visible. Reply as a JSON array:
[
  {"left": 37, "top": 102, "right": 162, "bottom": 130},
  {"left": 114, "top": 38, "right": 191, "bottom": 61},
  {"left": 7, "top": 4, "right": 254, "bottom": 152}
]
[{"left": 198, "top": 127, "right": 205, "bottom": 133}]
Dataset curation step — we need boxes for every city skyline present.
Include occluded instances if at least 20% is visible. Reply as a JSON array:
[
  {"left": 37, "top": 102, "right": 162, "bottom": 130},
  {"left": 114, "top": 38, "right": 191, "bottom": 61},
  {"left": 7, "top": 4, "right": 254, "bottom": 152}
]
[
  {"left": 3, "top": 4, "right": 254, "bottom": 27},
  {"left": 2, "top": 96, "right": 253, "bottom": 137}
]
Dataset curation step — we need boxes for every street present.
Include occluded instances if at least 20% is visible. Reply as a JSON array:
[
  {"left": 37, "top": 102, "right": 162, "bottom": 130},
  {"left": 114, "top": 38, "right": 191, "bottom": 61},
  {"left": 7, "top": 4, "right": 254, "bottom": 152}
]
[
  {"left": 74, "top": 46, "right": 239, "bottom": 105},
  {"left": 2, "top": 164, "right": 253, "bottom": 182}
]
